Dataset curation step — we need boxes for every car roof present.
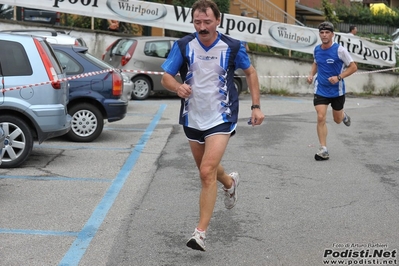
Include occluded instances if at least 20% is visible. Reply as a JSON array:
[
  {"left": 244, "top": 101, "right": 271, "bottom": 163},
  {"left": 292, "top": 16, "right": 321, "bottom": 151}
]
[
  {"left": 0, "top": 29, "right": 84, "bottom": 46},
  {"left": 52, "top": 43, "right": 114, "bottom": 71},
  {"left": 51, "top": 43, "right": 88, "bottom": 52},
  {"left": 0, "top": 32, "right": 43, "bottom": 40}
]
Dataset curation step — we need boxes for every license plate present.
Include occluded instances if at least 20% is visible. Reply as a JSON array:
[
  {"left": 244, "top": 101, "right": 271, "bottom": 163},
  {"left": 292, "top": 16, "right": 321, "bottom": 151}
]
[{"left": 27, "top": 17, "right": 51, "bottom": 22}]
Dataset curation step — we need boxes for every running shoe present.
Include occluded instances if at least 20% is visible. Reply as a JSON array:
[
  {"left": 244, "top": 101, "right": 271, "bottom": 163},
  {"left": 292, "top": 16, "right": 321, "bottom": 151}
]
[
  {"left": 343, "top": 112, "right": 351, "bottom": 127},
  {"left": 223, "top": 172, "right": 239, "bottom": 209},
  {"left": 315, "top": 147, "right": 329, "bottom": 161},
  {"left": 186, "top": 228, "right": 206, "bottom": 251}
]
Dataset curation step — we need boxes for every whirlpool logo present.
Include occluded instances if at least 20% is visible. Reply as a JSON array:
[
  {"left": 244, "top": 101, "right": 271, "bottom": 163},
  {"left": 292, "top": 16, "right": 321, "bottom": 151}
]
[
  {"left": 106, "top": 0, "right": 167, "bottom": 21},
  {"left": 268, "top": 25, "right": 318, "bottom": 48}
]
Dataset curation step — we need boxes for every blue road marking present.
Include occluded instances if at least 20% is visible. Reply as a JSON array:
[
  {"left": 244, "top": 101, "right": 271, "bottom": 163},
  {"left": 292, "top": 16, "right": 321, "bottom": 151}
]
[{"left": 58, "top": 104, "right": 167, "bottom": 266}]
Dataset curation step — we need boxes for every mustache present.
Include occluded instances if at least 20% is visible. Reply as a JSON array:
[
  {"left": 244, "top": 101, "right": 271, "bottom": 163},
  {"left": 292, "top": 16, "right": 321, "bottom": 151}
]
[{"left": 199, "top": 30, "right": 209, "bottom": 34}]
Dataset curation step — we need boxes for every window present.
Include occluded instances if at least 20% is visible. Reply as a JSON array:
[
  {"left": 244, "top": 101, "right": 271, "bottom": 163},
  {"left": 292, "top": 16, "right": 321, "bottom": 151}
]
[
  {"left": 54, "top": 50, "right": 82, "bottom": 74},
  {"left": 0, "top": 40, "right": 32, "bottom": 76},
  {"left": 111, "top": 39, "right": 135, "bottom": 56},
  {"left": 144, "top": 41, "right": 171, "bottom": 58}
]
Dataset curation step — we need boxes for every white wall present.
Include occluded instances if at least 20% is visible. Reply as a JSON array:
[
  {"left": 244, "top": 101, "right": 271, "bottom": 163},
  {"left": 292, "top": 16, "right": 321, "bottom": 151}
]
[{"left": 1, "top": 21, "right": 398, "bottom": 95}]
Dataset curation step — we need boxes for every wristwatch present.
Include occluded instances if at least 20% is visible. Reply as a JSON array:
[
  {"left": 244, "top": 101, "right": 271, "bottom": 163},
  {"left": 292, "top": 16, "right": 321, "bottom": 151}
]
[
  {"left": 337, "top": 75, "right": 342, "bottom": 81},
  {"left": 251, "top": 105, "right": 261, "bottom": 110}
]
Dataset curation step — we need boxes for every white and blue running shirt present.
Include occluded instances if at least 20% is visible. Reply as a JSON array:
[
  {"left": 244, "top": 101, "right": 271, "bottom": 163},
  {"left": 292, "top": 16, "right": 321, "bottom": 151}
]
[
  {"left": 162, "top": 32, "right": 251, "bottom": 130},
  {"left": 313, "top": 42, "right": 354, "bottom": 98}
]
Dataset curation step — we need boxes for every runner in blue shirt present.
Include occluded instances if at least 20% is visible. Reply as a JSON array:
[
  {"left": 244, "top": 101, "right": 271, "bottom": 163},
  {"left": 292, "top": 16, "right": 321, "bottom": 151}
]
[
  {"left": 161, "top": 0, "right": 264, "bottom": 252},
  {"left": 307, "top": 21, "right": 357, "bottom": 161}
]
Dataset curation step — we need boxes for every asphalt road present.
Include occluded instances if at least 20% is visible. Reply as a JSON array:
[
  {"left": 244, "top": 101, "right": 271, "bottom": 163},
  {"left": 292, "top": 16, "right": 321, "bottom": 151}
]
[{"left": 0, "top": 94, "right": 398, "bottom": 266}]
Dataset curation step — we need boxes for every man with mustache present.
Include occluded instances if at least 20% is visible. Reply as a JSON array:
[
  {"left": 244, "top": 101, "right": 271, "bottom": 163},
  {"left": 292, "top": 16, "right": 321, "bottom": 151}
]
[{"left": 161, "top": 0, "right": 264, "bottom": 251}]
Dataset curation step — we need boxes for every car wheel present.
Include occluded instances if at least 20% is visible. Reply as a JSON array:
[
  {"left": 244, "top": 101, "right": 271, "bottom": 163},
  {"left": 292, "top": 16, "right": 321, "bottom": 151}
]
[
  {"left": 0, "top": 115, "right": 34, "bottom": 168},
  {"left": 67, "top": 103, "right": 104, "bottom": 142},
  {"left": 131, "top": 76, "right": 151, "bottom": 100},
  {"left": 234, "top": 78, "right": 242, "bottom": 94}
]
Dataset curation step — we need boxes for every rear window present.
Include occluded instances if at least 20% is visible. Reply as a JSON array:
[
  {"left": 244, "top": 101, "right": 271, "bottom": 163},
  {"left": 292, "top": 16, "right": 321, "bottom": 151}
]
[
  {"left": 54, "top": 50, "right": 83, "bottom": 75},
  {"left": 144, "top": 41, "right": 172, "bottom": 58},
  {"left": 0, "top": 40, "right": 33, "bottom": 76},
  {"left": 111, "top": 39, "right": 136, "bottom": 56},
  {"left": 82, "top": 52, "right": 115, "bottom": 70}
]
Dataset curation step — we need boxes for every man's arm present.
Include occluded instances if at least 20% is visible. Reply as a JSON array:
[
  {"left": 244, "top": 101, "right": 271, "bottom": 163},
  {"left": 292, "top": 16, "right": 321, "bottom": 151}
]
[
  {"left": 243, "top": 65, "right": 260, "bottom": 104},
  {"left": 307, "top": 62, "right": 317, "bottom": 84},
  {"left": 340, "top": 62, "right": 357, "bottom": 79},
  {"left": 161, "top": 73, "right": 192, "bottom": 98},
  {"left": 243, "top": 65, "right": 264, "bottom": 126}
]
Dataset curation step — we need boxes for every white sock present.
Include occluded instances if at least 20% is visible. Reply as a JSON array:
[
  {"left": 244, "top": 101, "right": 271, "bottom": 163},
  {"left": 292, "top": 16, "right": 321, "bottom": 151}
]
[{"left": 227, "top": 180, "right": 235, "bottom": 194}]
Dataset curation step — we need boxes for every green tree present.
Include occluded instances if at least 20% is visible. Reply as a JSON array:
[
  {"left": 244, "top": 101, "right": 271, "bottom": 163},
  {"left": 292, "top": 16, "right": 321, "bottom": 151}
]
[
  {"left": 334, "top": 1, "right": 399, "bottom": 27},
  {"left": 321, "top": 0, "right": 340, "bottom": 27}
]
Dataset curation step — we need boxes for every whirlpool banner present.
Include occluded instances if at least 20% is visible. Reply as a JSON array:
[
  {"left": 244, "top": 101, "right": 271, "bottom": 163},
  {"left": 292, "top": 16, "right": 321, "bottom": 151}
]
[{"left": 1, "top": 0, "right": 395, "bottom": 66}]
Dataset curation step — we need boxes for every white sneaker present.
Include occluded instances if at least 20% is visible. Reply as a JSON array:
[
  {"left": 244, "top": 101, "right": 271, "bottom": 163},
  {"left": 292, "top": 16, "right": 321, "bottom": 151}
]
[
  {"left": 223, "top": 172, "right": 239, "bottom": 209},
  {"left": 315, "top": 147, "right": 329, "bottom": 161},
  {"left": 186, "top": 228, "right": 206, "bottom": 251}
]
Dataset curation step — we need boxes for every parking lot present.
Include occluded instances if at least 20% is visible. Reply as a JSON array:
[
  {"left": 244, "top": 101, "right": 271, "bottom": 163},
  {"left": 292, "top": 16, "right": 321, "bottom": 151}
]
[
  {"left": 0, "top": 98, "right": 179, "bottom": 265},
  {"left": 1, "top": 94, "right": 399, "bottom": 266}
]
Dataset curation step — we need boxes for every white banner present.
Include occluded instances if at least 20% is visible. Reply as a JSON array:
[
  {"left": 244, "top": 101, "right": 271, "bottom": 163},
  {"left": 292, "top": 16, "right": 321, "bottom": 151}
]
[{"left": 1, "top": 0, "right": 395, "bottom": 66}]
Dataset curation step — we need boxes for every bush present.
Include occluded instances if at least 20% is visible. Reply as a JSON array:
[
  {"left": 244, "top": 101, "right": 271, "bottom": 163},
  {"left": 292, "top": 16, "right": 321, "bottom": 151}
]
[{"left": 334, "top": 1, "right": 399, "bottom": 27}]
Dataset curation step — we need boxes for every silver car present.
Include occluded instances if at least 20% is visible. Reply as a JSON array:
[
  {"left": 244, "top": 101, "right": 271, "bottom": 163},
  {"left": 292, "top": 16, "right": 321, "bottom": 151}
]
[
  {"left": 121, "top": 71, "right": 134, "bottom": 101},
  {"left": 0, "top": 33, "right": 71, "bottom": 168},
  {"left": 102, "top": 36, "right": 248, "bottom": 100}
]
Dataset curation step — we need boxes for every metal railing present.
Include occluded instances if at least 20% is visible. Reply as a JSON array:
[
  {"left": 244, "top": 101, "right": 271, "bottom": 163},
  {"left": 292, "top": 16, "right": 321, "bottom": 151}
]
[
  {"left": 236, "top": 0, "right": 304, "bottom": 26},
  {"left": 337, "top": 22, "right": 397, "bottom": 35}
]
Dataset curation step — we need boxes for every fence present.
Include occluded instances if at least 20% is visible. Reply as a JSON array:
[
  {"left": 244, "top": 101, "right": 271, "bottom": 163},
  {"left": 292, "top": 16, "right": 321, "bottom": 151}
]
[{"left": 336, "top": 22, "right": 397, "bottom": 35}]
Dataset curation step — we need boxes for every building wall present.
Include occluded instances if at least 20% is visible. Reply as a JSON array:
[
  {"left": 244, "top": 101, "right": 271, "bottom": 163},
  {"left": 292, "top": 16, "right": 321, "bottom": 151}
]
[
  {"left": 391, "top": 0, "right": 399, "bottom": 8},
  {"left": 230, "top": 0, "right": 298, "bottom": 24}
]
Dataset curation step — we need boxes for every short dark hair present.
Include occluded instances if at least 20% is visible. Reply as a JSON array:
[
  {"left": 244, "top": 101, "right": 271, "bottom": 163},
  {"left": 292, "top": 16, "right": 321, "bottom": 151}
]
[
  {"left": 191, "top": 0, "right": 220, "bottom": 20},
  {"left": 318, "top": 21, "right": 334, "bottom": 32},
  {"left": 241, "top": 11, "right": 248, "bottom": 16},
  {"left": 349, "top": 25, "right": 356, "bottom": 32}
]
